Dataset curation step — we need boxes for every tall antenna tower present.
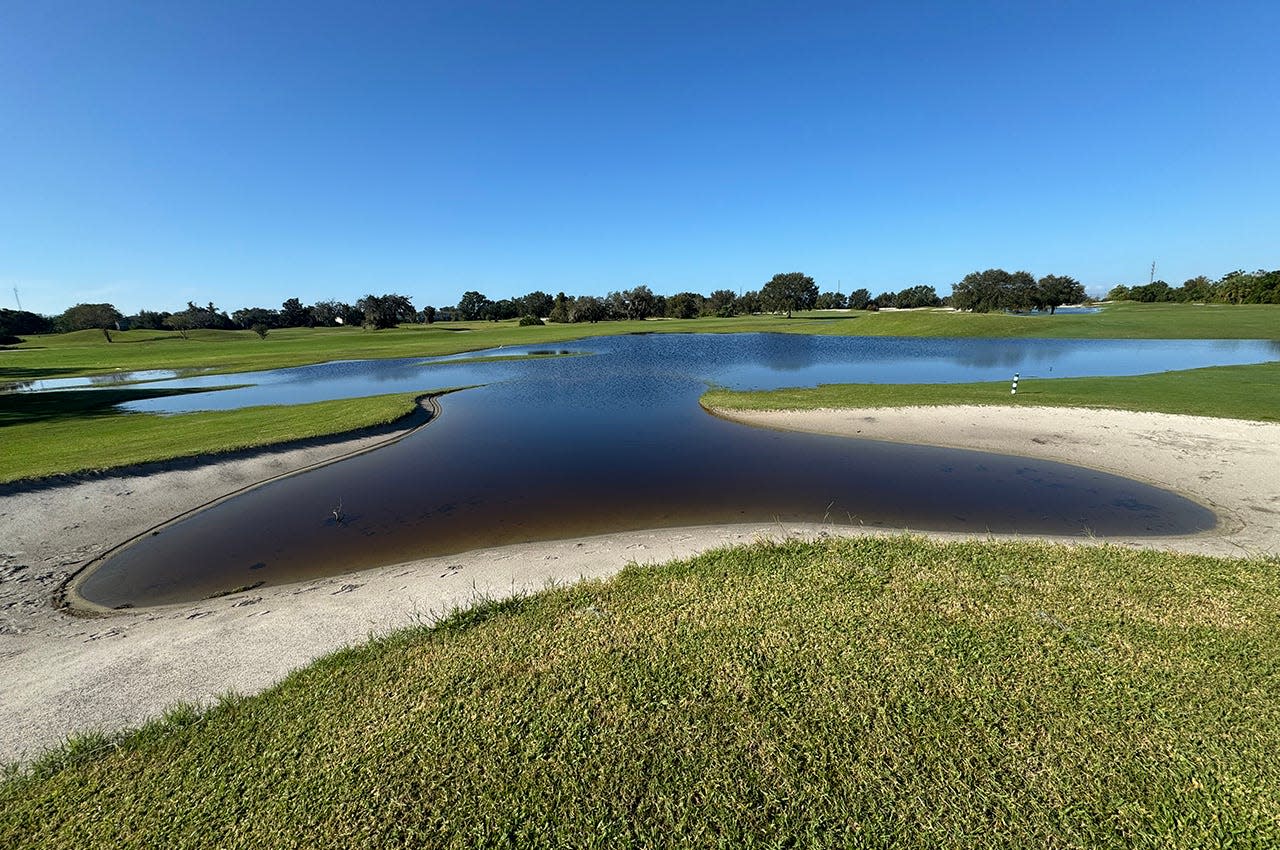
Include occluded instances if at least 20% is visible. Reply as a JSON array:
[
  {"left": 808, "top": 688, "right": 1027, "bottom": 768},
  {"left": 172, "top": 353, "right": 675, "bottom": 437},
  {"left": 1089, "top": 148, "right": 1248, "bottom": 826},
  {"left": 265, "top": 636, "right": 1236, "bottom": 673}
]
[
  {"left": 1150, "top": 261, "right": 1156, "bottom": 286},
  {"left": 12, "top": 287, "right": 20, "bottom": 311}
]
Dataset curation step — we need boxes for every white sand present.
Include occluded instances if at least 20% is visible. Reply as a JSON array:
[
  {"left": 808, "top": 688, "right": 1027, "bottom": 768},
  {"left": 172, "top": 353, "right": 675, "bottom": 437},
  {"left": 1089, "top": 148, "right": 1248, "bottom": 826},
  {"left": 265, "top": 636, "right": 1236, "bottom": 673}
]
[
  {"left": 2, "top": 404, "right": 1278, "bottom": 763},
  {"left": 708, "top": 405, "right": 1280, "bottom": 558}
]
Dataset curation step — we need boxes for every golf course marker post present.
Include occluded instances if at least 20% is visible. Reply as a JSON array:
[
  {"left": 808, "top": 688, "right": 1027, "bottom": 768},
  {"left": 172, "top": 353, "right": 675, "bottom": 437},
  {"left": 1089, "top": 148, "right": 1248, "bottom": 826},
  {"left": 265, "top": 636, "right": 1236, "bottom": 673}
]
[{"left": 1011, "top": 373, "right": 1019, "bottom": 395}]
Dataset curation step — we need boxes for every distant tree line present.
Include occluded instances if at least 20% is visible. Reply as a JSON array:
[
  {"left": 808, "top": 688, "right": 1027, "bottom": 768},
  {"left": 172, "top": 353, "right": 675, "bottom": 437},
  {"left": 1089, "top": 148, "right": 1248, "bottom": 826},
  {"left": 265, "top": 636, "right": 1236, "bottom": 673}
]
[
  {"left": 1106, "top": 269, "right": 1280, "bottom": 305},
  {"left": 5, "top": 264, "right": 1274, "bottom": 344},
  {"left": 948, "top": 270, "right": 1087, "bottom": 314}
]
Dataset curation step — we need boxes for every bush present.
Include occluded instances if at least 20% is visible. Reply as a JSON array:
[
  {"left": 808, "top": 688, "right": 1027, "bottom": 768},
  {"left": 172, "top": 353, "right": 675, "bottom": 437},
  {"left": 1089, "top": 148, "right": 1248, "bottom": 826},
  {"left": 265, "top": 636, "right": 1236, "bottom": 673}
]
[{"left": 518, "top": 315, "right": 544, "bottom": 326}]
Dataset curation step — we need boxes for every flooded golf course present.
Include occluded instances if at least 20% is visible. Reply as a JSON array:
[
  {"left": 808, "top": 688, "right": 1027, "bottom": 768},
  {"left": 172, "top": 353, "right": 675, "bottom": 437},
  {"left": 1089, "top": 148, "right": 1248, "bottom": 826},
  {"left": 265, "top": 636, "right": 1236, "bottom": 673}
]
[{"left": 72, "top": 333, "right": 1278, "bottom": 608}]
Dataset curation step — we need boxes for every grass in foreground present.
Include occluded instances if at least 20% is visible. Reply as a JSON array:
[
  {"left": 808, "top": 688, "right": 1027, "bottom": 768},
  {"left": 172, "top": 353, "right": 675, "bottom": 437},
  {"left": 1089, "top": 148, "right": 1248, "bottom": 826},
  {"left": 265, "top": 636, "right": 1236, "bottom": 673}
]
[
  {"left": 4, "top": 536, "right": 1278, "bottom": 848},
  {"left": 703, "top": 361, "right": 1280, "bottom": 422},
  {"left": 0, "top": 390, "right": 428, "bottom": 483}
]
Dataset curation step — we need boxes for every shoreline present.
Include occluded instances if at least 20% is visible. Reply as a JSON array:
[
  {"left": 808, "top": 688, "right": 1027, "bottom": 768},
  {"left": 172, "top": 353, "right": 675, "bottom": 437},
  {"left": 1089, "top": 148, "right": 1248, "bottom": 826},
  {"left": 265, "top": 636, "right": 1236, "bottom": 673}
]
[
  {"left": 3, "top": 404, "right": 1278, "bottom": 763},
  {"left": 708, "top": 404, "right": 1280, "bottom": 558}
]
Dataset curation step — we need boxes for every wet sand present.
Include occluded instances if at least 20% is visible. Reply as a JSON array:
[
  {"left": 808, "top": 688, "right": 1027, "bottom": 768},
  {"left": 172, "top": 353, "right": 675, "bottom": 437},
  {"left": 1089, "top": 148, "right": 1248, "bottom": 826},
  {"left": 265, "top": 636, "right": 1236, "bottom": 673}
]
[{"left": 3, "top": 404, "right": 1278, "bottom": 763}]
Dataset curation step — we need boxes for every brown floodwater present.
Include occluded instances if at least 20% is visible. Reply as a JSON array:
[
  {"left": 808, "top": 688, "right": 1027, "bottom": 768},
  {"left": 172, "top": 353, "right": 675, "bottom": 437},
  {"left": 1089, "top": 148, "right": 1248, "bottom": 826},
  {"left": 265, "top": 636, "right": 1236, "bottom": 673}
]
[{"left": 75, "top": 334, "right": 1224, "bottom": 607}]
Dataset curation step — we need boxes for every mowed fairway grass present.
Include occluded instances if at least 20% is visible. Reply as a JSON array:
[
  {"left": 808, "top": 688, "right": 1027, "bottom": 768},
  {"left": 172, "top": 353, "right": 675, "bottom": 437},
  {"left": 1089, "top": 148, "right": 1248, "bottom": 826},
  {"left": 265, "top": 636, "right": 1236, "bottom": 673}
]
[
  {"left": 2, "top": 303, "right": 1277, "bottom": 482},
  {"left": 0, "top": 389, "right": 428, "bottom": 483},
  {"left": 5, "top": 302, "right": 1279, "bottom": 381},
  {"left": 4, "top": 536, "right": 1278, "bottom": 848},
  {"left": 703, "top": 361, "right": 1280, "bottom": 423}
]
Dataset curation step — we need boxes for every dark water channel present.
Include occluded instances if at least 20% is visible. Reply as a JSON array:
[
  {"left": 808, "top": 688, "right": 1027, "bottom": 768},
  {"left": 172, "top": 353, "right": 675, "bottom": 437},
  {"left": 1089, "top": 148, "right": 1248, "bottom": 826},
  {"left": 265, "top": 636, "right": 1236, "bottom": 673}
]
[{"left": 78, "top": 334, "right": 1272, "bottom": 607}]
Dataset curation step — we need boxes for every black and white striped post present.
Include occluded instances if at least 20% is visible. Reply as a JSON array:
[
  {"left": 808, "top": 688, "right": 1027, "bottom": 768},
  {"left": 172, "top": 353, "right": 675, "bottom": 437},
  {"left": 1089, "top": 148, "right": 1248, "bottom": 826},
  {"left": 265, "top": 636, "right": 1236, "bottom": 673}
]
[{"left": 1011, "top": 372, "right": 1019, "bottom": 395}]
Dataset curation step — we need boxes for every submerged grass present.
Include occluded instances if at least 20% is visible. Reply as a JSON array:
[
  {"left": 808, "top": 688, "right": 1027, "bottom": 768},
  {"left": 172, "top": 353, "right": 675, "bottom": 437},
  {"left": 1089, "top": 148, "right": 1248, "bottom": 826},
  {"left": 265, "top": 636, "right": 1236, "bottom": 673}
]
[
  {"left": 703, "top": 360, "right": 1280, "bottom": 422},
  {"left": 0, "top": 390, "right": 428, "bottom": 483},
  {"left": 4, "top": 536, "right": 1279, "bottom": 848}
]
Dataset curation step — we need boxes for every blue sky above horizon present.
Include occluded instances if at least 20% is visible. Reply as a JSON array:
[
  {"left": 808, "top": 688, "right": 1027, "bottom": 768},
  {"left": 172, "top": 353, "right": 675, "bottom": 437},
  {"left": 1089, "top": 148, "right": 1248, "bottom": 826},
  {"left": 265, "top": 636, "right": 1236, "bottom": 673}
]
[{"left": 3, "top": 1, "right": 1277, "bottom": 316}]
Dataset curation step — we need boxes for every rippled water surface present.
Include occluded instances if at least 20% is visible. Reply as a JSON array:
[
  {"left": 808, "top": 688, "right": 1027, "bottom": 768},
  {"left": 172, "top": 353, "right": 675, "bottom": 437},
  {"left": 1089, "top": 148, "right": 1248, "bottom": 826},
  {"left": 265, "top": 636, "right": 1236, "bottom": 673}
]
[{"left": 79, "top": 334, "right": 1271, "bottom": 607}]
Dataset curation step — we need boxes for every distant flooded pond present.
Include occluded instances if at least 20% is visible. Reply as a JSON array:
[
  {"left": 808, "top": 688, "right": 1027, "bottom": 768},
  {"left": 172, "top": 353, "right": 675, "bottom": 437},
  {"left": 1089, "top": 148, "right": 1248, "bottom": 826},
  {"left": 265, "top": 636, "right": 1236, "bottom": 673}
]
[{"left": 77, "top": 334, "right": 1276, "bottom": 607}]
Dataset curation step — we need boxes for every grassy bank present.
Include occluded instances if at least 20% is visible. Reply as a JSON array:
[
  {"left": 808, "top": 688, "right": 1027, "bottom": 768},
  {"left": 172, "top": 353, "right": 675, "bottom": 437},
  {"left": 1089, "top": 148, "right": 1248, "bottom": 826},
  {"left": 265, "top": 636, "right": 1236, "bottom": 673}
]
[
  {"left": 4, "top": 536, "right": 1278, "bottom": 848},
  {"left": 0, "top": 389, "right": 429, "bottom": 483},
  {"left": 703, "top": 361, "right": 1280, "bottom": 422},
  {"left": 4, "top": 303, "right": 1277, "bottom": 383}
]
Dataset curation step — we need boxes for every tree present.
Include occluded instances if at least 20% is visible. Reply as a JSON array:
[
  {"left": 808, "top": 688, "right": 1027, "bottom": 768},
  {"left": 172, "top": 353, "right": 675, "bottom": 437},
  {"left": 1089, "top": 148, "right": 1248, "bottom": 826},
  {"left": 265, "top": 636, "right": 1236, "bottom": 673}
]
[
  {"left": 951, "top": 270, "right": 1011, "bottom": 313},
  {"left": 893, "top": 285, "right": 941, "bottom": 309},
  {"left": 570, "top": 295, "right": 608, "bottom": 323},
  {"left": 706, "top": 289, "right": 738, "bottom": 317},
  {"left": 0, "top": 308, "right": 53, "bottom": 343},
  {"left": 622, "top": 285, "right": 658, "bottom": 320},
  {"left": 1106, "top": 284, "right": 1131, "bottom": 301},
  {"left": 1036, "top": 275, "right": 1086, "bottom": 314},
  {"left": 131, "top": 310, "right": 170, "bottom": 330},
  {"left": 548, "top": 292, "right": 572, "bottom": 323},
  {"left": 666, "top": 292, "right": 704, "bottom": 319},
  {"left": 250, "top": 323, "right": 270, "bottom": 339},
  {"left": 815, "top": 291, "right": 847, "bottom": 310},
  {"left": 232, "top": 307, "right": 281, "bottom": 329},
  {"left": 1176, "top": 276, "right": 1214, "bottom": 303},
  {"left": 1129, "top": 280, "right": 1173, "bottom": 303},
  {"left": 518, "top": 291, "right": 554, "bottom": 318},
  {"left": 59, "top": 302, "right": 123, "bottom": 341},
  {"left": 420, "top": 305, "right": 437, "bottom": 324},
  {"left": 357, "top": 293, "right": 416, "bottom": 329},
  {"left": 280, "top": 298, "right": 313, "bottom": 328},
  {"left": 164, "top": 301, "right": 234, "bottom": 334},
  {"left": 485, "top": 299, "right": 520, "bottom": 321},
  {"left": 846, "top": 288, "right": 871, "bottom": 310},
  {"left": 760, "top": 272, "right": 818, "bottom": 318},
  {"left": 456, "top": 291, "right": 491, "bottom": 321},
  {"left": 734, "top": 290, "right": 761, "bottom": 315}
]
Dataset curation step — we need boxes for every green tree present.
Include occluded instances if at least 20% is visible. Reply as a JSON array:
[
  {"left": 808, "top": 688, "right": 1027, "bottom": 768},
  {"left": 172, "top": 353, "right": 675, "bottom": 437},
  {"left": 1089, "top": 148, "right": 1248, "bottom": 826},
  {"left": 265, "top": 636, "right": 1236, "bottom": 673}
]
[
  {"left": 548, "top": 292, "right": 572, "bottom": 323},
  {"left": 815, "top": 291, "right": 847, "bottom": 309},
  {"left": 518, "top": 291, "right": 554, "bottom": 318},
  {"left": 734, "top": 290, "right": 761, "bottom": 315},
  {"left": 894, "top": 285, "right": 941, "bottom": 309},
  {"left": 232, "top": 307, "right": 281, "bottom": 329},
  {"left": 571, "top": 295, "right": 608, "bottom": 323},
  {"left": 706, "top": 289, "right": 738, "bottom": 317},
  {"left": 623, "top": 285, "right": 658, "bottom": 320},
  {"left": 952, "top": 270, "right": 1015, "bottom": 313},
  {"left": 357, "top": 293, "right": 416, "bottom": 329},
  {"left": 0, "top": 308, "right": 53, "bottom": 343},
  {"left": 280, "top": 298, "right": 312, "bottom": 327},
  {"left": 455, "top": 291, "right": 491, "bottom": 321},
  {"left": 846, "top": 288, "right": 871, "bottom": 310},
  {"left": 59, "top": 302, "right": 123, "bottom": 341},
  {"left": 760, "top": 272, "right": 818, "bottom": 318},
  {"left": 1036, "top": 275, "right": 1086, "bottom": 314},
  {"left": 666, "top": 292, "right": 704, "bottom": 319},
  {"left": 1176, "top": 276, "right": 1214, "bottom": 303}
]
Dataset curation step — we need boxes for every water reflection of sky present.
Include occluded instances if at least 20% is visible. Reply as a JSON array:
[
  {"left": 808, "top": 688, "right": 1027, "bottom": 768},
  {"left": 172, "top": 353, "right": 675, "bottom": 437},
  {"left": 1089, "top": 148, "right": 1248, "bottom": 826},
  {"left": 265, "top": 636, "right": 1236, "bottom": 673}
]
[{"left": 111, "top": 334, "right": 1280, "bottom": 414}]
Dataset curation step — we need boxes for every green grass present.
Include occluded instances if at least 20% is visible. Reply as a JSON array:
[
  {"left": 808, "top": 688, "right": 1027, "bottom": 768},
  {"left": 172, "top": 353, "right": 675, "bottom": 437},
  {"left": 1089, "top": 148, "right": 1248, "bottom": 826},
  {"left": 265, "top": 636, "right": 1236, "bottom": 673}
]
[
  {"left": 3, "top": 303, "right": 1277, "bottom": 383},
  {"left": 4, "top": 536, "right": 1278, "bottom": 847},
  {"left": 3, "top": 303, "right": 1275, "bottom": 483},
  {"left": 703, "top": 360, "right": 1280, "bottom": 422},
  {"left": 0, "top": 390, "right": 429, "bottom": 483}
]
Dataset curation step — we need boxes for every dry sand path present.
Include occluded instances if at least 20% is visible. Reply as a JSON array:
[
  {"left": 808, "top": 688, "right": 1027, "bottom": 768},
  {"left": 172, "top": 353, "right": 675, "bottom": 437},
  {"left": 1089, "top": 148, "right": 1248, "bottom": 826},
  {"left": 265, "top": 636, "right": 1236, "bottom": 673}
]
[{"left": 3, "top": 404, "right": 1278, "bottom": 764}]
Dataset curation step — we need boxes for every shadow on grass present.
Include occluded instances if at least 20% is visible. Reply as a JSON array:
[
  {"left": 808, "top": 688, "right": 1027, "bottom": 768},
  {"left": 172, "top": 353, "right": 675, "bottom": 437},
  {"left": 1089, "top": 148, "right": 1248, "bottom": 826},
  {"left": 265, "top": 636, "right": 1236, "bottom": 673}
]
[
  {"left": 0, "top": 367, "right": 84, "bottom": 382},
  {"left": 0, "top": 387, "right": 228, "bottom": 427}
]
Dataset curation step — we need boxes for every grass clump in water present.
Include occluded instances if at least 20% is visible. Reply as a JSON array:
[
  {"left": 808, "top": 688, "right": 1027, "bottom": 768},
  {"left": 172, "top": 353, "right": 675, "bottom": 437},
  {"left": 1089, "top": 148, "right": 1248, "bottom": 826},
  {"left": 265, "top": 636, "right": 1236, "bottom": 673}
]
[{"left": 3, "top": 536, "right": 1279, "bottom": 847}]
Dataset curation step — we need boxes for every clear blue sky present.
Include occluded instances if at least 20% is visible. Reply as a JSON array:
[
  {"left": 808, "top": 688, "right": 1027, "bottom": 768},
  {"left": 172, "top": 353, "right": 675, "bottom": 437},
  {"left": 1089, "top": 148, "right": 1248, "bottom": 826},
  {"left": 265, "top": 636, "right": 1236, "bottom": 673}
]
[{"left": 3, "top": 1, "right": 1277, "bottom": 316}]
